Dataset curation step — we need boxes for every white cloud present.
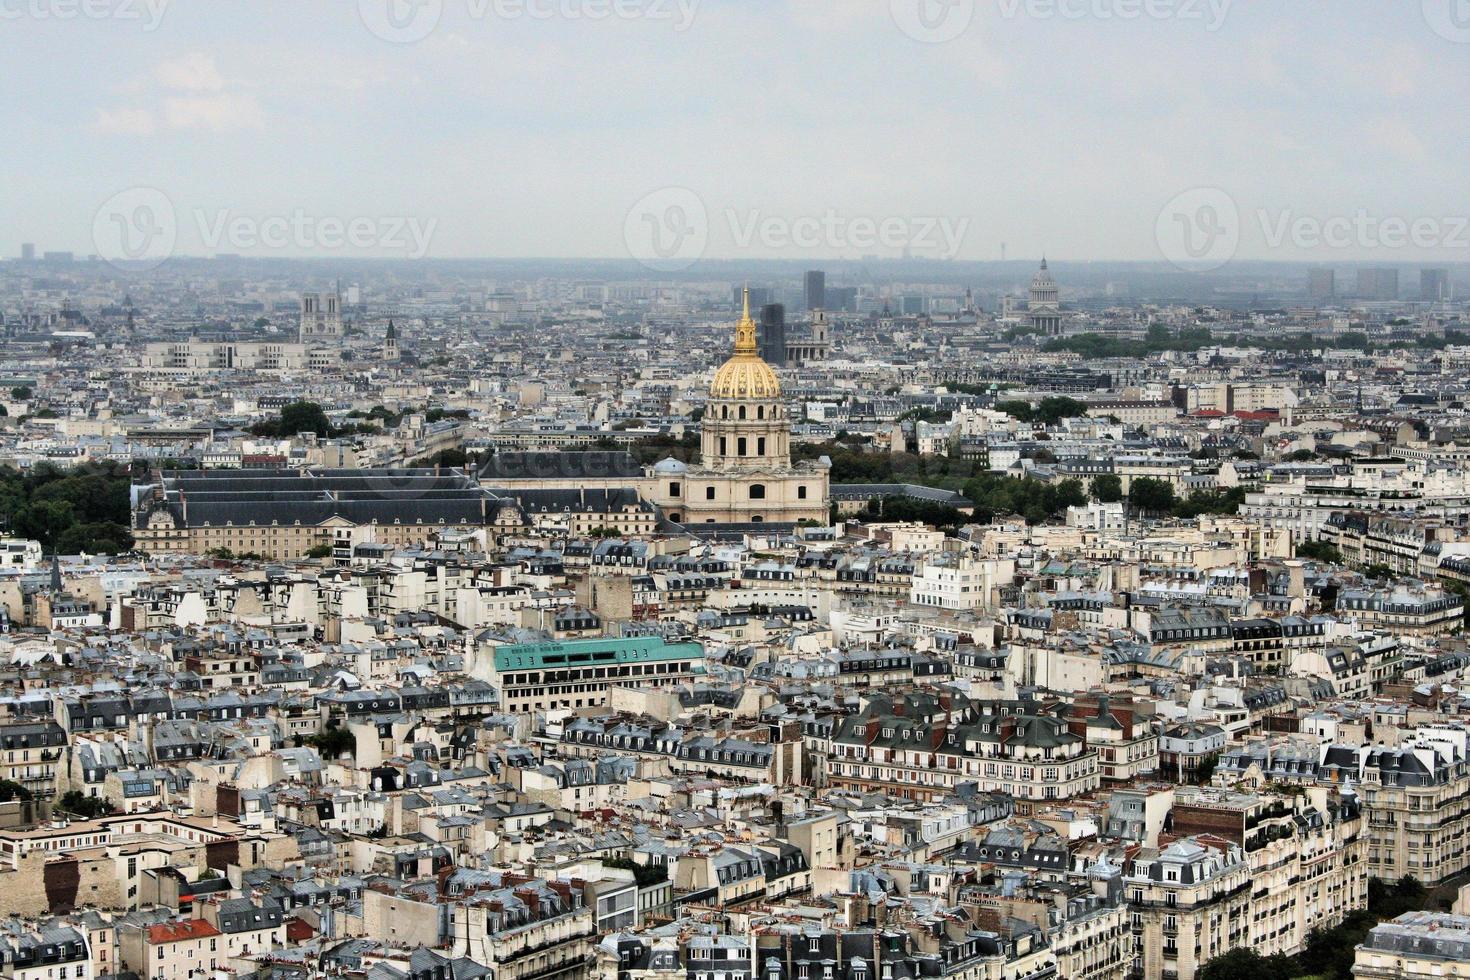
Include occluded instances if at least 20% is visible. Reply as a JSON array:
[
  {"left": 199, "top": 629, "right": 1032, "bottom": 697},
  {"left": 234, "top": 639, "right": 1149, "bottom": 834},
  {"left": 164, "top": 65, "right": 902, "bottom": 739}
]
[
  {"left": 163, "top": 93, "right": 265, "bottom": 132},
  {"left": 93, "top": 52, "right": 263, "bottom": 135},
  {"left": 154, "top": 52, "right": 226, "bottom": 92},
  {"left": 93, "top": 106, "right": 157, "bottom": 136}
]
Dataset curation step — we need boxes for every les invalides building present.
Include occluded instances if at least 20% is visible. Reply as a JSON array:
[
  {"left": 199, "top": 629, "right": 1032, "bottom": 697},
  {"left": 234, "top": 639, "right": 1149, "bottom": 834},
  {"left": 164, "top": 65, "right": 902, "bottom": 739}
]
[{"left": 648, "top": 289, "right": 830, "bottom": 527}]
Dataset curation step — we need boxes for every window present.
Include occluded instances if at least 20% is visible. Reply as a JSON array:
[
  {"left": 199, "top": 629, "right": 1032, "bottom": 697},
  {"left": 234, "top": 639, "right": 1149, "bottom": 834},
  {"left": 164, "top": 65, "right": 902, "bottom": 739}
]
[
  {"left": 669, "top": 482, "right": 680, "bottom": 497},
  {"left": 750, "top": 484, "right": 766, "bottom": 500},
  {"left": 706, "top": 486, "right": 716, "bottom": 500},
  {"left": 738, "top": 437, "right": 747, "bottom": 456},
  {"left": 798, "top": 486, "right": 807, "bottom": 499}
]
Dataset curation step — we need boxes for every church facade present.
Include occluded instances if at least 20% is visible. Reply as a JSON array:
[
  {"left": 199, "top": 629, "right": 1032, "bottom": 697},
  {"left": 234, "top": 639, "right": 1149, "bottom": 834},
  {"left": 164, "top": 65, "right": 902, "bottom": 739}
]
[{"left": 1027, "top": 258, "right": 1062, "bottom": 335}]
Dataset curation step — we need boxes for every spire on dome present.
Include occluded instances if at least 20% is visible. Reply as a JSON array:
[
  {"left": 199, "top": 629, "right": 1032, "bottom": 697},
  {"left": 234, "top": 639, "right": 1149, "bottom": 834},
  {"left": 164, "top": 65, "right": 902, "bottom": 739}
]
[
  {"left": 734, "top": 285, "right": 758, "bottom": 355},
  {"left": 1040, "top": 255, "right": 1048, "bottom": 270}
]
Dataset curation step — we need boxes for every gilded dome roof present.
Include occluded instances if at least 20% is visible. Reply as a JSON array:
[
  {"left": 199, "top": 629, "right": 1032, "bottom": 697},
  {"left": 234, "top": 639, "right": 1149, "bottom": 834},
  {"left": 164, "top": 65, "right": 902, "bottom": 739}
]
[{"left": 710, "top": 288, "right": 781, "bottom": 400}]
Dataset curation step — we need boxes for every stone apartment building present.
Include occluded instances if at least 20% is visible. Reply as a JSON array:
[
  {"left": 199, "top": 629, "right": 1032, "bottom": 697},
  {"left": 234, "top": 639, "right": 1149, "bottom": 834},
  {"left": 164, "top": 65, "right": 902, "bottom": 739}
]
[{"left": 829, "top": 694, "right": 1101, "bottom": 807}]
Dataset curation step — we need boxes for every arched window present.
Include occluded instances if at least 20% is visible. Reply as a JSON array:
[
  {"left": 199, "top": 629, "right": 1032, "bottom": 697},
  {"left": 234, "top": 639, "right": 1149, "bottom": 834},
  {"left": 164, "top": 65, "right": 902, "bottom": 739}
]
[
  {"left": 738, "top": 405, "right": 746, "bottom": 420},
  {"left": 757, "top": 405, "right": 765, "bottom": 419},
  {"left": 750, "top": 484, "right": 766, "bottom": 500},
  {"left": 721, "top": 405, "right": 729, "bottom": 419}
]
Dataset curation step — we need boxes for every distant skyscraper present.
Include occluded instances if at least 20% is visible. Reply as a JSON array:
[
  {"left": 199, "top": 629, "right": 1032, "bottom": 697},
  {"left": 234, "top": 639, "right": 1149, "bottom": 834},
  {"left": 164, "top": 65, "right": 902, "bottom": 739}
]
[
  {"left": 758, "top": 303, "right": 786, "bottom": 367},
  {"left": 803, "top": 270, "right": 826, "bottom": 311},
  {"left": 20, "top": 243, "right": 34, "bottom": 261},
  {"left": 1420, "top": 268, "right": 1450, "bottom": 302},
  {"left": 825, "top": 286, "right": 857, "bottom": 313},
  {"left": 1308, "top": 268, "right": 1335, "bottom": 300},
  {"left": 1356, "top": 268, "right": 1399, "bottom": 300}
]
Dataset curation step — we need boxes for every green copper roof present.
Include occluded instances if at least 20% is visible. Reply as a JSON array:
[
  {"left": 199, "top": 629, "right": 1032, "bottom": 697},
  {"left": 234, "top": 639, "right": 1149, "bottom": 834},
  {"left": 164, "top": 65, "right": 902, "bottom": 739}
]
[{"left": 492, "top": 636, "right": 705, "bottom": 673}]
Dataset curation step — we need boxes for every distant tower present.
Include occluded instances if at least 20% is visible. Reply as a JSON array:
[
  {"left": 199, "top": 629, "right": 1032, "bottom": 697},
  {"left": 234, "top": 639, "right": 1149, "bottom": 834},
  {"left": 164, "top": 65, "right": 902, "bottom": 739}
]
[
  {"left": 299, "top": 285, "right": 343, "bottom": 342},
  {"left": 812, "top": 310, "right": 830, "bottom": 347},
  {"left": 383, "top": 319, "right": 399, "bottom": 362},
  {"left": 803, "top": 270, "right": 826, "bottom": 312},
  {"left": 1028, "top": 257, "right": 1062, "bottom": 335},
  {"left": 1308, "top": 268, "right": 1336, "bottom": 301},
  {"left": 758, "top": 304, "right": 786, "bottom": 367},
  {"left": 1421, "top": 268, "right": 1450, "bottom": 303}
]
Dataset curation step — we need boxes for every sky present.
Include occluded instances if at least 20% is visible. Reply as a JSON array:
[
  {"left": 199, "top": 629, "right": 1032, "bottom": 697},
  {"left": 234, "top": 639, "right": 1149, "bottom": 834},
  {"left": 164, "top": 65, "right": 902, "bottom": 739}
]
[{"left": 6, "top": 0, "right": 1469, "bottom": 267}]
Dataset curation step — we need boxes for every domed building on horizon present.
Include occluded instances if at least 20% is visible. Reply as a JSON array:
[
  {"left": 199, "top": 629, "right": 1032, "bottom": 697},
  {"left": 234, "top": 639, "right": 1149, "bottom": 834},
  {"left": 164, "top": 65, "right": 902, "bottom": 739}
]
[
  {"left": 646, "top": 289, "right": 830, "bottom": 527},
  {"left": 1027, "top": 257, "right": 1063, "bottom": 335}
]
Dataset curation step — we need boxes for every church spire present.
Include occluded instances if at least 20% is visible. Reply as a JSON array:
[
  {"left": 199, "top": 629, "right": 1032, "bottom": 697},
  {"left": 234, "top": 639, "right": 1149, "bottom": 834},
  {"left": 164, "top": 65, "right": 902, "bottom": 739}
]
[{"left": 734, "top": 286, "right": 758, "bottom": 356}]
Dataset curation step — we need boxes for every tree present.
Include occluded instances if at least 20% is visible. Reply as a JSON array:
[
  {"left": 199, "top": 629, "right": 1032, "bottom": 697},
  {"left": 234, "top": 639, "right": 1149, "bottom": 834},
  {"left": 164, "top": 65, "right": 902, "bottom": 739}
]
[
  {"left": 56, "top": 522, "right": 134, "bottom": 555},
  {"left": 1128, "top": 477, "right": 1177, "bottom": 514},
  {"left": 1196, "top": 948, "right": 1294, "bottom": 980},
  {"left": 1296, "top": 540, "right": 1343, "bottom": 564},
  {"left": 305, "top": 544, "right": 334, "bottom": 559},
  {"left": 0, "top": 779, "right": 31, "bottom": 803},
  {"left": 250, "top": 401, "right": 334, "bottom": 438},
  {"left": 10, "top": 386, "right": 31, "bottom": 401},
  {"left": 1090, "top": 474, "right": 1123, "bottom": 503},
  {"left": 306, "top": 726, "right": 356, "bottom": 759},
  {"left": 14, "top": 500, "right": 76, "bottom": 545},
  {"left": 57, "top": 790, "right": 112, "bottom": 819}
]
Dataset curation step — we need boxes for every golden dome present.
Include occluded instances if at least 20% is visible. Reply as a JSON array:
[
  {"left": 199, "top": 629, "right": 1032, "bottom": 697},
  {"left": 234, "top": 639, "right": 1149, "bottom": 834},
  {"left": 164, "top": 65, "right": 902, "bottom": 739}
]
[{"left": 710, "top": 287, "right": 782, "bottom": 400}]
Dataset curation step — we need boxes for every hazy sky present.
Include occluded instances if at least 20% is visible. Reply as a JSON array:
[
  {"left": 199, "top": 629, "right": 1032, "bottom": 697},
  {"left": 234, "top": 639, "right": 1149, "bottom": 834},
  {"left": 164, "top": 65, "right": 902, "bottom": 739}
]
[{"left": 7, "top": 0, "right": 1468, "bottom": 266}]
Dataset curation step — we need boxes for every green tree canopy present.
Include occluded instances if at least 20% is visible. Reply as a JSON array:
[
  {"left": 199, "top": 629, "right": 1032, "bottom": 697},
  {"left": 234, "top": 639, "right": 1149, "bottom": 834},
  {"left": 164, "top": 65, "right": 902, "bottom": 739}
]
[{"left": 1090, "top": 474, "right": 1123, "bottom": 503}]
